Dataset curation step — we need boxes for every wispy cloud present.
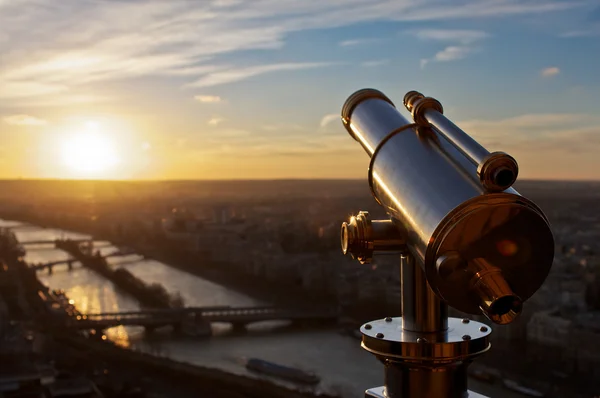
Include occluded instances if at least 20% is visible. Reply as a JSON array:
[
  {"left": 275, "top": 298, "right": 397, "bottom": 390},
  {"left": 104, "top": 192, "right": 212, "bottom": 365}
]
[
  {"left": 3, "top": 114, "right": 48, "bottom": 126},
  {"left": 262, "top": 124, "right": 304, "bottom": 132},
  {"left": 560, "top": 26, "right": 600, "bottom": 37},
  {"left": 456, "top": 113, "right": 600, "bottom": 152},
  {"left": 0, "top": 1, "right": 586, "bottom": 106},
  {"left": 411, "top": 29, "right": 489, "bottom": 68},
  {"left": 320, "top": 114, "right": 339, "bottom": 128},
  {"left": 188, "top": 62, "right": 335, "bottom": 88},
  {"left": 560, "top": 5, "right": 600, "bottom": 37},
  {"left": 360, "top": 59, "right": 389, "bottom": 67},
  {"left": 195, "top": 130, "right": 355, "bottom": 159},
  {"left": 434, "top": 46, "right": 474, "bottom": 62},
  {"left": 339, "top": 38, "right": 380, "bottom": 47},
  {"left": 541, "top": 66, "right": 560, "bottom": 77},
  {"left": 194, "top": 95, "right": 223, "bottom": 103},
  {"left": 208, "top": 117, "right": 225, "bottom": 126},
  {"left": 409, "top": 29, "right": 490, "bottom": 44}
]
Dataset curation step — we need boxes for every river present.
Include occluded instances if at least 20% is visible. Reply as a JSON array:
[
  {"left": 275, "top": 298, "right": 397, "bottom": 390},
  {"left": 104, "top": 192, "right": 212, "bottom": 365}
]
[{"left": 1, "top": 220, "right": 521, "bottom": 398}]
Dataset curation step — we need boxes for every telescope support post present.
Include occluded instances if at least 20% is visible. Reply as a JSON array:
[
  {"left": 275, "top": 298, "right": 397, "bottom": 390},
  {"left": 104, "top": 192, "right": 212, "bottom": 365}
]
[
  {"left": 362, "top": 252, "right": 491, "bottom": 398},
  {"left": 401, "top": 253, "right": 447, "bottom": 333}
]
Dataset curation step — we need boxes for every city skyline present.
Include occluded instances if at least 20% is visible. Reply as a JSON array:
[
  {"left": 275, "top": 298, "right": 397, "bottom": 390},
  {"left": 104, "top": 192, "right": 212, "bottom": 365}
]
[{"left": 1, "top": 0, "right": 599, "bottom": 180}]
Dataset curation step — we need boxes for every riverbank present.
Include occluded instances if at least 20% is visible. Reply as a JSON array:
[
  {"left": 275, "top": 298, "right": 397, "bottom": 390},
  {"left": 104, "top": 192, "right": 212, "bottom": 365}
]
[
  {"left": 3, "top": 212, "right": 396, "bottom": 323},
  {"left": 51, "top": 331, "right": 338, "bottom": 398},
  {"left": 6, "top": 218, "right": 598, "bottom": 398},
  {"left": 2, "top": 240, "right": 340, "bottom": 398}
]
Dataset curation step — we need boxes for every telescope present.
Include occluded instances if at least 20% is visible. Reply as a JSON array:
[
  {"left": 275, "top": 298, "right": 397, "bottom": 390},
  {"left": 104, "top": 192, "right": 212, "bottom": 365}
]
[{"left": 339, "top": 89, "right": 554, "bottom": 398}]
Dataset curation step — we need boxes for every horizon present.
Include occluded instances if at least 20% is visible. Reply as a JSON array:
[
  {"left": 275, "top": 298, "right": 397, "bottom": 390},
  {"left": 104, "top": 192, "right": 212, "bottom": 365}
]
[
  {"left": 0, "top": 177, "right": 599, "bottom": 183},
  {"left": 1, "top": 1, "right": 599, "bottom": 181}
]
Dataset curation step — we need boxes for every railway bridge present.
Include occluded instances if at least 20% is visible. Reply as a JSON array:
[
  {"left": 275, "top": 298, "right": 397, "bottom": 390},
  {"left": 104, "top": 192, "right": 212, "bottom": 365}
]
[
  {"left": 67, "top": 306, "right": 338, "bottom": 334},
  {"left": 29, "top": 249, "right": 137, "bottom": 274},
  {"left": 20, "top": 238, "right": 97, "bottom": 246}
]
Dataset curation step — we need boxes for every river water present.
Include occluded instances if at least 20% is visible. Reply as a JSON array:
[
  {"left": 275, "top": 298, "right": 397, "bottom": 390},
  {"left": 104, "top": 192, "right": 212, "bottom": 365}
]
[{"left": 1, "top": 220, "right": 519, "bottom": 398}]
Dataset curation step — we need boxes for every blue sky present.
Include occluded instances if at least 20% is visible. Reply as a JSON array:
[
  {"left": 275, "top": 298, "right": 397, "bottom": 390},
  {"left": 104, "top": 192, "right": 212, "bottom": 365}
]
[{"left": 1, "top": 0, "right": 599, "bottom": 180}]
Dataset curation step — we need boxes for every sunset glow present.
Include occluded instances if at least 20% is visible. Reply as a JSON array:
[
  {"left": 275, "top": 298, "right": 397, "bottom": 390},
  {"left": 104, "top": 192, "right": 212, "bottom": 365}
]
[
  {"left": 61, "top": 123, "right": 119, "bottom": 177},
  {"left": 1, "top": 1, "right": 599, "bottom": 180}
]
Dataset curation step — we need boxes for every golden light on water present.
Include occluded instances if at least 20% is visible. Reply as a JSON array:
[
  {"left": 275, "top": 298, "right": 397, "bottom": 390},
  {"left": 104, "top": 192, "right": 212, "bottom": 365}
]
[{"left": 61, "top": 121, "right": 119, "bottom": 177}]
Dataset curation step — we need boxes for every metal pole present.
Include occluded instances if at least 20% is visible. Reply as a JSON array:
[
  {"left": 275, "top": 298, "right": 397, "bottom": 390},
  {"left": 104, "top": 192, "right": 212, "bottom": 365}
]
[
  {"left": 401, "top": 253, "right": 447, "bottom": 333},
  {"left": 374, "top": 253, "right": 471, "bottom": 398}
]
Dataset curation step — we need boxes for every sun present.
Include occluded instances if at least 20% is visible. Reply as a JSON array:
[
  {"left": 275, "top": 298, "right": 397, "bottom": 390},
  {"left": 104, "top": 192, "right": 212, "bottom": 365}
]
[{"left": 61, "top": 123, "right": 119, "bottom": 176}]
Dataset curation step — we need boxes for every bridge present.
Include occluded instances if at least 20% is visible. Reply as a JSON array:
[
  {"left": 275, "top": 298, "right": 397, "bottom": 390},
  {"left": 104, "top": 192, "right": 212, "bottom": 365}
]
[
  {"left": 20, "top": 238, "right": 110, "bottom": 246},
  {"left": 66, "top": 306, "right": 338, "bottom": 332},
  {"left": 31, "top": 249, "right": 140, "bottom": 273}
]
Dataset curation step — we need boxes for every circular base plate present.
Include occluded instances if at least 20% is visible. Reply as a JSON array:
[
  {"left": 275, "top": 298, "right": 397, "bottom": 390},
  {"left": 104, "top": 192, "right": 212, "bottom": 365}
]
[{"left": 361, "top": 317, "right": 491, "bottom": 362}]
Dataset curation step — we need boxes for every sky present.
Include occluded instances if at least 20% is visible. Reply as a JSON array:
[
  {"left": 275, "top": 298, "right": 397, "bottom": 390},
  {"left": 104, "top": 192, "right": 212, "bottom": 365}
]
[{"left": 1, "top": 0, "right": 599, "bottom": 180}]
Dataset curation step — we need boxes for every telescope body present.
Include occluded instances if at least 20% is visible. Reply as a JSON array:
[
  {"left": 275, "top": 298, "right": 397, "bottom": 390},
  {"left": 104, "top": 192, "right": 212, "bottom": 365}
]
[
  {"left": 340, "top": 88, "right": 555, "bottom": 398},
  {"left": 341, "top": 89, "right": 554, "bottom": 323}
]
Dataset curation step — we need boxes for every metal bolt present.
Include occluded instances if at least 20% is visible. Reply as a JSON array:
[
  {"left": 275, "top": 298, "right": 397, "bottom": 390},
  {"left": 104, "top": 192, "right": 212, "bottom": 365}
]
[
  {"left": 480, "top": 326, "right": 488, "bottom": 332},
  {"left": 462, "top": 335, "right": 471, "bottom": 341},
  {"left": 461, "top": 318, "right": 470, "bottom": 324},
  {"left": 376, "top": 333, "right": 384, "bottom": 338},
  {"left": 365, "top": 324, "right": 372, "bottom": 330},
  {"left": 385, "top": 317, "right": 392, "bottom": 322},
  {"left": 416, "top": 337, "right": 427, "bottom": 343}
]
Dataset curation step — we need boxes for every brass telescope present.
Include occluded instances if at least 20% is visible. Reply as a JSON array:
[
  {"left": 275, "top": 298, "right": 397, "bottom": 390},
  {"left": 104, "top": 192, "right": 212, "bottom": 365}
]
[{"left": 339, "top": 89, "right": 554, "bottom": 398}]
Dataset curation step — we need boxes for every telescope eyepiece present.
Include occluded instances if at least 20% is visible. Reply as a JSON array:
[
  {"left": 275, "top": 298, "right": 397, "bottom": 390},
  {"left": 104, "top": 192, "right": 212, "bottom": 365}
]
[
  {"left": 494, "top": 168, "right": 515, "bottom": 188},
  {"left": 478, "top": 152, "right": 519, "bottom": 192}
]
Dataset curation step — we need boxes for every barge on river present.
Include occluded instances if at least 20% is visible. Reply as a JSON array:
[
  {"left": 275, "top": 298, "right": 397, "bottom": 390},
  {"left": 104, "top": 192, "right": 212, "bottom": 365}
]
[{"left": 244, "top": 358, "right": 320, "bottom": 385}]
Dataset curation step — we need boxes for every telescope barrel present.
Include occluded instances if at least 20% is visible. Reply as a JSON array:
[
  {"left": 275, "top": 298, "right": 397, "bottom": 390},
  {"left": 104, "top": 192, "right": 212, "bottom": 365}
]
[
  {"left": 341, "top": 89, "right": 554, "bottom": 322},
  {"left": 403, "top": 91, "right": 519, "bottom": 192},
  {"left": 403, "top": 91, "right": 489, "bottom": 165}
]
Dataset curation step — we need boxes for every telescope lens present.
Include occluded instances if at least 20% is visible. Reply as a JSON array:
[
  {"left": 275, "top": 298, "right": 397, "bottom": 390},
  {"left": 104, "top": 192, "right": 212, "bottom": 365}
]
[
  {"left": 341, "top": 223, "right": 349, "bottom": 254},
  {"left": 494, "top": 168, "right": 515, "bottom": 189},
  {"left": 490, "top": 295, "right": 522, "bottom": 317}
]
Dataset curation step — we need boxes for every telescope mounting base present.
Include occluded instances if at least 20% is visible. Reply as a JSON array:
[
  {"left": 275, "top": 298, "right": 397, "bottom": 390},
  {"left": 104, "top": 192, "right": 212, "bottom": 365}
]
[
  {"left": 365, "top": 386, "right": 490, "bottom": 398},
  {"left": 361, "top": 317, "right": 492, "bottom": 398}
]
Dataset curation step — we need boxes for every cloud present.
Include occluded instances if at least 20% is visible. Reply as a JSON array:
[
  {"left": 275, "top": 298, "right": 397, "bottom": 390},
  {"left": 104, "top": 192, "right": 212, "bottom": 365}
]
[
  {"left": 208, "top": 117, "right": 224, "bottom": 126},
  {"left": 560, "top": 6, "right": 600, "bottom": 37},
  {"left": 320, "top": 114, "right": 339, "bottom": 128},
  {"left": 3, "top": 114, "right": 48, "bottom": 126},
  {"left": 541, "top": 66, "right": 560, "bottom": 77},
  {"left": 195, "top": 130, "right": 356, "bottom": 159},
  {"left": 434, "top": 46, "right": 473, "bottom": 62},
  {"left": 360, "top": 59, "right": 389, "bottom": 67},
  {"left": 560, "top": 26, "right": 600, "bottom": 37},
  {"left": 455, "top": 113, "right": 600, "bottom": 153},
  {"left": 0, "top": 82, "right": 68, "bottom": 100},
  {"left": 339, "top": 38, "right": 380, "bottom": 47},
  {"left": 0, "top": 1, "right": 586, "bottom": 106},
  {"left": 409, "top": 29, "right": 490, "bottom": 44},
  {"left": 188, "top": 62, "right": 335, "bottom": 88},
  {"left": 262, "top": 124, "right": 303, "bottom": 132},
  {"left": 410, "top": 29, "right": 488, "bottom": 68},
  {"left": 194, "top": 95, "right": 223, "bottom": 103}
]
